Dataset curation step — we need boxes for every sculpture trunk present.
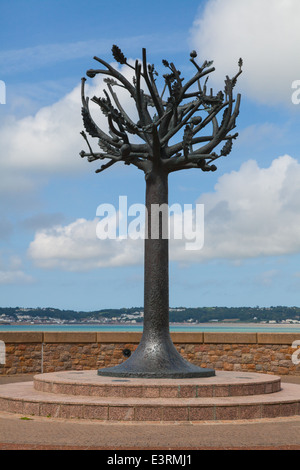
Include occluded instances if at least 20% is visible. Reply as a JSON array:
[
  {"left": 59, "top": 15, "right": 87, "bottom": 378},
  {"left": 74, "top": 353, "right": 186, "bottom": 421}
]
[
  {"left": 143, "top": 168, "right": 170, "bottom": 347},
  {"left": 97, "top": 165, "right": 215, "bottom": 377}
]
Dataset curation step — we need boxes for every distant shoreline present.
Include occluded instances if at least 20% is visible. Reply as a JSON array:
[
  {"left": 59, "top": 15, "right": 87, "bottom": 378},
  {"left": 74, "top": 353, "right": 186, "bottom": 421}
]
[
  {"left": 1, "top": 320, "right": 300, "bottom": 326},
  {"left": 1, "top": 322, "right": 300, "bottom": 333}
]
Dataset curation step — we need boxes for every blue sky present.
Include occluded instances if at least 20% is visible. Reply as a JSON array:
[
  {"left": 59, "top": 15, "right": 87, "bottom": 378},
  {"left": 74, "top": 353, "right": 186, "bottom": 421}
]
[{"left": 1, "top": 0, "right": 300, "bottom": 311}]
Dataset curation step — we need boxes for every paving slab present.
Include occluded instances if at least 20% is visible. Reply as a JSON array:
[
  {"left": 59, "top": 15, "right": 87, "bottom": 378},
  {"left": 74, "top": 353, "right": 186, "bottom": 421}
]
[
  {"left": 0, "top": 374, "right": 299, "bottom": 450},
  {"left": 0, "top": 411, "right": 300, "bottom": 450}
]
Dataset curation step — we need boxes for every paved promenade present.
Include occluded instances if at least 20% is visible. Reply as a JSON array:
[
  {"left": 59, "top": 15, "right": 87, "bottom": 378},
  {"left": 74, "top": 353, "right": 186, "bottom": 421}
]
[{"left": 0, "top": 375, "right": 299, "bottom": 450}]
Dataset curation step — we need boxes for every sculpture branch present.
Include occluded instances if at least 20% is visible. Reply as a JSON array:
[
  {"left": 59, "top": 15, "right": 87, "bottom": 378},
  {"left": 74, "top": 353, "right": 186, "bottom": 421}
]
[
  {"left": 142, "top": 48, "right": 164, "bottom": 119},
  {"left": 80, "top": 46, "right": 242, "bottom": 176}
]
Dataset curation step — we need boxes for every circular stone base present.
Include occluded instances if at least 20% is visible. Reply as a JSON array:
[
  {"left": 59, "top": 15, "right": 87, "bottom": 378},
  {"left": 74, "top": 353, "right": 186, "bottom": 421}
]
[
  {"left": 1, "top": 371, "right": 299, "bottom": 422},
  {"left": 33, "top": 370, "right": 281, "bottom": 398}
]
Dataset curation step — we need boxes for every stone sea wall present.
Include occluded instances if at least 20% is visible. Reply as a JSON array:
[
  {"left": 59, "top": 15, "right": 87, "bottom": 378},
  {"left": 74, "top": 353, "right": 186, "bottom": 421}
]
[{"left": 0, "top": 331, "right": 299, "bottom": 376}]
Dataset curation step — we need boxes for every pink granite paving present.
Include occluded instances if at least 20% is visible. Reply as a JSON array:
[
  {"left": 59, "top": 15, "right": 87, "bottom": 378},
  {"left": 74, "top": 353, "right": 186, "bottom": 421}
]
[
  {"left": 0, "top": 379, "right": 299, "bottom": 422},
  {"left": 33, "top": 370, "right": 281, "bottom": 398},
  {"left": 1, "top": 374, "right": 299, "bottom": 449}
]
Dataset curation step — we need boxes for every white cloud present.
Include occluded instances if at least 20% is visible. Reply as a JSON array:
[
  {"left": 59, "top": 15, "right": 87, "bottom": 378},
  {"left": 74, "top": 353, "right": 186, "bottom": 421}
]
[
  {"left": 0, "top": 84, "right": 84, "bottom": 174},
  {"left": 0, "top": 254, "right": 34, "bottom": 284},
  {"left": 0, "top": 81, "right": 85, "bottom": 197},
  {"left": 0, "top": 270, "right": 34, "bottom": 285},
  {"left": 0, "top": 40, "right": 111, "bottom": 75},
  {"left": 190, "top": 0, "right": 300, "bottom": 106},
  {"left": 0, "top": 64, "right": 139, "bottom": 195},
  {"left": 27, "top": 218, "right": 143, "bottom": 271},
  {"left": 257, "top": 270, "right": 279, "bottom": 287},
  {"left": 27, "top": 155, "right": 300, "bottom": 270},
  {"left": 0, "top": 34, "right": 188, "bottom": 75},
  {"left": 172, "top": 154, "right": 300, "bottom": 262}
]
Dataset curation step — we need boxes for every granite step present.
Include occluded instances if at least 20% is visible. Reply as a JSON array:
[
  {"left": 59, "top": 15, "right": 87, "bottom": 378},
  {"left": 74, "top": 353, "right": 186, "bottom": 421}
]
[
  {"left": 33, "top": 370, "right": 282, "bottom": 398},
  {"left": 0, "top": 379, "right": 299, "bottom": 422}
]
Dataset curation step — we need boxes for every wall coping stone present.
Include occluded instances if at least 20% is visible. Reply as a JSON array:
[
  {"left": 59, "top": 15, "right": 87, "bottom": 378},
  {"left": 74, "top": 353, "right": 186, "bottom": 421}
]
[
  {"left": 171, "top": 332, "right": 204, "bottom": 344},
  {"left": 43, "top": 332, "right": 97, "bottom": 343},
  {"left": 96, "top": 332, "right": 142, "bottom": 343},
  {"left": 257, "top": 333, "right": 300, "bottom": 344},
  {"left": 204, "top": 332, "right": 257, "bottom": 344},
  {"left": 96, "top": 332, "right": 204, "bottom": 344},
  {"left": 0, "top": 330, "right": 299, "bottom": 345},
  {"left": 0, "top": 332, "right": 43, "bottom": 343}
]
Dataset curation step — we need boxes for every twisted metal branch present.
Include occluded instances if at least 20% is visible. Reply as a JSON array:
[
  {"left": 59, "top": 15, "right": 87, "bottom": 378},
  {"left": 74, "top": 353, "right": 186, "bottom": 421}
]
[{"left": 80, "top": 46, "right": 242, "bottom": 175}]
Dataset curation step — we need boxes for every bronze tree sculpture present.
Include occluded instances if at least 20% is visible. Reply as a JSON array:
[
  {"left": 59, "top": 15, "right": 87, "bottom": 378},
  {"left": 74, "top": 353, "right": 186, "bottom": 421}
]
[{"left": 80, "top": 46, "right": 242, "bottom": 378}]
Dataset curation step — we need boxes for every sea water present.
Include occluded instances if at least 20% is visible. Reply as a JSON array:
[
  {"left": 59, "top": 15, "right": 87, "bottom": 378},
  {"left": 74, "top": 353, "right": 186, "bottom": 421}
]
[{"left": 1, "top": 323, "right": 300, "bottom": 333}]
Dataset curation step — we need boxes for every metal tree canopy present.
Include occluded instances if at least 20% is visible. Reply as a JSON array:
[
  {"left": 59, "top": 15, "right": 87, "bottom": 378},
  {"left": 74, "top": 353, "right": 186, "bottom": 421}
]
[{"left": 80, "top": 46, "right": 242, "bottom": 378}]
